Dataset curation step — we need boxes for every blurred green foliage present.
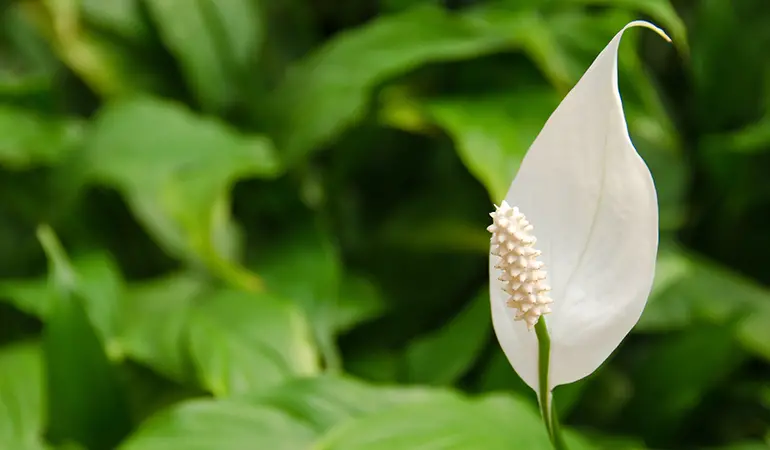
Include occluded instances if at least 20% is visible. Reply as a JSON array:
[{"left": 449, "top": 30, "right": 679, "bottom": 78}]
[{"left": 0, "top": 0, "right": 768, "bottom": 448}]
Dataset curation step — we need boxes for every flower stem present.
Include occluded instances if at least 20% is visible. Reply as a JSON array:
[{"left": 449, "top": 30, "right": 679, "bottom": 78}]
[
  {"left": 534, "top": 318, "right": 568, "bottom": 450},
  {"left": 550, "top": 399, "right": 569, "bottom": 450},
  {"left": 534, "top": 319, "right": 553, "bottom": 436}
]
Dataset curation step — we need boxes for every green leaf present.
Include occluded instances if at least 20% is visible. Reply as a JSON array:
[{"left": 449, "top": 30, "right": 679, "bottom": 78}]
[
  {"left": 143, "top": 0, "right": 262, "bottom": 112},
  {"left": 336, "top": 274, "right": 387, "bottom": 334},
  {"left": 715, "top": 442, "right": 770, "bottom": 450},
  {"left": 79, "top": 0, "right": 152, "bottom": 44},
  {"left": 404, "top": 289, "right": 491, "bottom": 385},
  {"left": 703, "top": 115, "right": 770, "bottom": 155},
  {"left": 69, "top": 252, "right": 125, "bottom": 343},
  {"left": 1, "top": 4, "right": 60, "bottom": 86},
  {"left": 640, "top": 245, "right": 770, "bottom": 362},
  {"left": 552, "top": 379, "right": 590, "bottom": 418},
  {"left": 250, "top": 227, "right": 384, "bottom": 371},
  {"left": 119, "top": 399, "right": 315, "bottom": 450},
  {"left": 691, "top": 0, "right": 768, "bottom": 131},
  {"left": 118, "top": 273, "right": 206, "bottom": 382},
  {"left": 0, "top": 106, "right": 83, "bottom": 169},
  {"left": 269, "top": 5, "right": 516, "bottom": 164},
  {"left": 0, "top": 251, "right": 124, "bottom": 348},
  {"left": 37, "top": 226, "right": 132, "bottom": 450},
  {"left": 315, "top": 393, "right": 584, "bottom": 450},
  {"left": 251, "top": 375, "right": 458, "bottom": 433},
  {"left": 0, "top": 342, "right": 45, "bottom": 449},
  {"left": 188, "top": 289, "right": 319, "bottom": 397},
  {"left": 735, "top": 302, "right": 770, "bottom": 363},
  {"left": 0, "top": 277, "right": 51, "bottom": 319},
  {"left": 637, "top": 247, "right": 697, "bottom": 331},
  {"left": 202, "top": 0, "right": 264, "bottom": 75},
  {"left": 422, "top": 89, "right": 558, "bottom": 202},
  {"left": 621, "top": 325, "right": 746, "bottom": 442},
  {"left": 639, "top": 246, "right": 770, "bottom": 348},
  {"left": 82, "top": 97, "right": 279, "bottom": 290},
  {"left": 19, "top": 0, "right": 160, "bottom": 96},
  {"left": 121, "top": 274, "right": 320, "bottom": 395},
  {"left": 475, "top": 350, "right": 532, "bottom": 399},
  {"left": 344, "top": 350, "right": 402, "bottom": 384},
  {"left": 253, "top": 225, "right": 341, "bottom": 331}
]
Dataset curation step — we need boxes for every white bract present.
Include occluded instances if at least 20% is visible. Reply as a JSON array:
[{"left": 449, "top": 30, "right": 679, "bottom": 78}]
[{"left": 489, "top": 21, "right": 669, "bottom": 395}]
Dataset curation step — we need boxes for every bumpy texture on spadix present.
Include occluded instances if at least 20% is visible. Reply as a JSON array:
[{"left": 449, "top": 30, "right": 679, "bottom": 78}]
[
  {"left": 489, "top": 21, "right": 669, "bottom": 394},
  {"left": 488, "top": 202, "right": 552, "bottom": 329}
]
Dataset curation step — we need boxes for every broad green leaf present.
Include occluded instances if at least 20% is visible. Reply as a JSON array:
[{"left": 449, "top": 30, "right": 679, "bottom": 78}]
[
  {"left": 422, "top": 89, "right": 558, "bottom": 202},
  {"left": 404, "top": 290, "right": 491, "bottom": 385},
  {"left": 475, "top": 350, "right": 532, "bottom": 399},
  {"left": 0, "top": 106, "right": 83, "bottom": 169},
  {"left": 716, "top": 443, "right": 770, "bottom": 450},
  {"left": 0, "top": 277, "right": 50, "bottom": 319},
  {"left": 639, "top": 246, "right": 770, "bottom": 350},
  {"left": 735, "top": 303, "right": 770, "bottom": 363},
  {"left": 80, "top": 0, "right": 152, "bottom": 44},
  {"left": 637, "top": 246, "right": 697, "bottom": 331},
  {"left": 82, "top": 97, "right": 279, "bottom": 290},
  {"left": 70, "top": 252, "right": 125, "bottom": 343},
  {"left": 118, "top": 273, "right": 206, "bottom": 382},
  {"left": 642, "top": 247, "right": 770, "bottom": 360},
  {"left": 0, "top": 251, "right": 125, "bottom": 346},
  {"left": 18, "top": 0, "right": 159, "bottom": 96},
  {"left": 119, "top": 399, "right": 315, "bottom": 450},
  {"left": 188, "top": 289, "right": 319, "bottom": 396},
  {"left": 1, "top": 4, "right": 59, "bottom": 85},
  {"left": 703, "top": 115, "right": 770, "bottom": 155},
  {"left": 477, "top": 349, "right": 590, "bottom": 418},
  {"left": 478, "top": 395, "right": 597, "bottom": 450},
  {"left": 269, "top": 5, "right": 516, "bottom": 164},
  {"left": 143, "top": 0, "right": 262, "bottom": 112},
  {"left": 621, "top": 325, "right": 746, "bottom": 442},
  {"left": 253, "top": 225, "right": 340, "bottom": 329},
  {"left": 552, "top": 379, "right": 590, "bottom": 418},
  {"left": 336, "top": 274, "right": 387, "bottom": 334},
  {"left": 0, "top": 342, "right": 45, "bottom": 449},
  {"left": 631, "top": 129, "right": 688, "bottom": 230},
  {"left": 691, "top": 0, "right": 768, "bottom": 131},
  {"left": 252, "top": 225, "right": 349, "bottom": 370},
  {"left": 202, "top": 0, "right": 264, "bottom": 75},
  {"left": 381, "top": 0, "right": 433, "bottom": 12},
  {"left": 316, "top": 393, "right": 589, "bottom": 450},
  {"left": 251, "top": 375, "right": 458, "bottom": 433},
  {"left": 344, "top": 349, "right": 401, "bottom": 384},
  {"left": 121, "top": 274, "right": 320, "bottom": 395},
  {"left": 38, "top": 226, "right": 132, "bottom": 449}
]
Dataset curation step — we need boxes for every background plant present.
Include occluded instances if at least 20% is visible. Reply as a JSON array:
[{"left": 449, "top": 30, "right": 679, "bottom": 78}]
[{"left": 0, "top": 0, "right": 768, "bottom": 449}]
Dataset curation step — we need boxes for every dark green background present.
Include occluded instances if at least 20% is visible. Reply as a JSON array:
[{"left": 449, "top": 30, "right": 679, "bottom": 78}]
[{"left": 0, "top": 0, "right": 768, "bottom": 448}]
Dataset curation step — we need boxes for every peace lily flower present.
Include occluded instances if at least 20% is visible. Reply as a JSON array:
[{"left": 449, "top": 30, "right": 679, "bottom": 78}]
[{"left": 487, "top": 20, "right": 671, "bottom": 444}]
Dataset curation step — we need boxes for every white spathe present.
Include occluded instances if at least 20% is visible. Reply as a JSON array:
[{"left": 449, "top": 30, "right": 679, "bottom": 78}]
[{"left": 489, "top": 21, "right": 669, "bottom": 394}]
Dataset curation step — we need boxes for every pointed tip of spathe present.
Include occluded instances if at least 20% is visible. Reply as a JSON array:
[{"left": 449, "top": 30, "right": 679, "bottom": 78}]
[{"left": 624, "top": 20, "right": 672, "bottom": 43}]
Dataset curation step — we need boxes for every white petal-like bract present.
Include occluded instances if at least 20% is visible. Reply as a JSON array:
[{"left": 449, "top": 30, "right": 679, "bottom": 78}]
[{"left": 490, "top": 21, "right": 668, "bottom": 393}]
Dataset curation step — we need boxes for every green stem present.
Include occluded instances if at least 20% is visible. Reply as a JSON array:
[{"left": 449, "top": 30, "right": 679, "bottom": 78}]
[
  {"left": 550, "top": 400, "right": 569, "bottom": 450},
  {"left": 534, "top": 319, "right": 552, "bottom": 436},
  {"left": 534, "top": 318, "right": 568, "bottom": 450}
]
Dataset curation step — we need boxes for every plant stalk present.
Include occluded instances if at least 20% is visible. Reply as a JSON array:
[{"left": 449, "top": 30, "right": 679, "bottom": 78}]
[{"left": 534, "top": 318, "right": 568, "bottom": 450}]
